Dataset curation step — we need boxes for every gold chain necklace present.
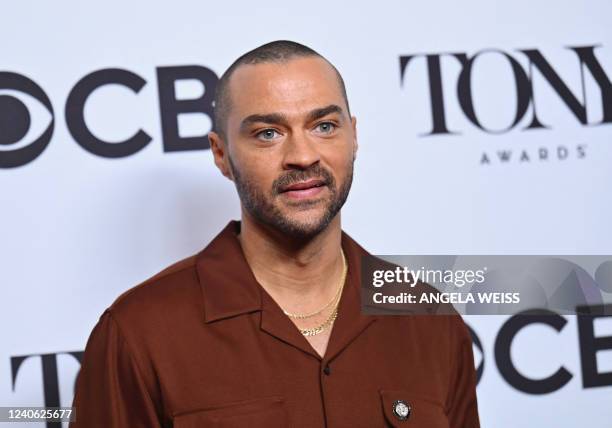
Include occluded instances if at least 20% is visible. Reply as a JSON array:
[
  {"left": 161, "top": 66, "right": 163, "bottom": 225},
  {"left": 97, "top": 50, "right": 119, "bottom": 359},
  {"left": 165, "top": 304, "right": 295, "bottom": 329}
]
[
  {"left": 300, "top": 306, "right": 339, "bottom": 337},
  {"left": 284, "top": 250, "right": 348, "bottom": 337},
  {"left": 282, "top": 249, "right": 347, "bottom": 319}
]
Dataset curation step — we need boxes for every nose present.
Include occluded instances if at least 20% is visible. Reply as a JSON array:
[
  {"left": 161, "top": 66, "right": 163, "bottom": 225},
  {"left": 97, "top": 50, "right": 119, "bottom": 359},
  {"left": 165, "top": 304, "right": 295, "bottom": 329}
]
[{"left": 281, "top": 130, "right": 320, "bottom": 170}]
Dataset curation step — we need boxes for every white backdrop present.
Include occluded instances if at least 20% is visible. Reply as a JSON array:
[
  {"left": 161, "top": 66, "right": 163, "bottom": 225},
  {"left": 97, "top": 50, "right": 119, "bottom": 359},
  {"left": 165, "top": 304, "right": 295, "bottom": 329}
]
[{"left": 1, "top": 1, "right": 611, "bottom": 426}]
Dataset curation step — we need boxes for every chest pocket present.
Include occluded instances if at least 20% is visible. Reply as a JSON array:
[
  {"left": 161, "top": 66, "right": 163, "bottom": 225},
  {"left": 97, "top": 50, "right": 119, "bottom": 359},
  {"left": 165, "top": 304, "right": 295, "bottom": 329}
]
[
  {"left": 172, "top": 395, "right": 288, "bottom": 428},
  {"left": 380, "top": 389, "right": 449, "bottom": 428}
]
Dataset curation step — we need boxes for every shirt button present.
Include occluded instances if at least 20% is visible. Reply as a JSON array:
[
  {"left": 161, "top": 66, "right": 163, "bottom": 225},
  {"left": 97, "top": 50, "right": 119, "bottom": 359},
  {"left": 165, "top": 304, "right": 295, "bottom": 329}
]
[
  {"left": 392, "top": 400, "right": 411, "bottom": 421},
  {"left": 323, "top": 365, "right": 331, "bottom": 375}
]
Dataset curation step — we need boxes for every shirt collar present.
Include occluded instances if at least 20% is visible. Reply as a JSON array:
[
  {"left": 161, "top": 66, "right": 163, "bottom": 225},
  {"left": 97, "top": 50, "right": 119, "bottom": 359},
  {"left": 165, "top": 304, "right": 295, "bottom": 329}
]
[{"left": 195, "top": 220, "right": 371, "bottom": 324}]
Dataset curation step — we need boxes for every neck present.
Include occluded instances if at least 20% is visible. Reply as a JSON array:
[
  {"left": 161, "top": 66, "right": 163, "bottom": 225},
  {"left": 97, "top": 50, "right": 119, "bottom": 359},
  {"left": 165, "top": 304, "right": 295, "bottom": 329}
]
[{"left": 237, "top": 210, "right": 345, "bottom": 306}]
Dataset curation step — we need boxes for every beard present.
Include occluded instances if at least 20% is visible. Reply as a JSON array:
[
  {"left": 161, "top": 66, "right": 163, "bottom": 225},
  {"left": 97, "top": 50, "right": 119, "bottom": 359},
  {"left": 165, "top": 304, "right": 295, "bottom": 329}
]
[{"left": 228, "top": 156, "right": 353, "bottom": 240}]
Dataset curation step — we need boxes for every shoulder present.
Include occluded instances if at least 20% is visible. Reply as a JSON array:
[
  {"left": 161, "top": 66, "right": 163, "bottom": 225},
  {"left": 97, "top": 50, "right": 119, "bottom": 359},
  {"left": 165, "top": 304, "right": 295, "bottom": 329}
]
[{"left": 104, "top": 254, "right": 203, "bottom": 333}]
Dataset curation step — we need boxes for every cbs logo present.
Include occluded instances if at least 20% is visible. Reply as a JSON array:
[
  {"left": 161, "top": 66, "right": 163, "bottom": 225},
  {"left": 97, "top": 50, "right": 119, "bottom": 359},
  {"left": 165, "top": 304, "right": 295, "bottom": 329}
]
[
  {"left": 0, "top": 72, "right": 54, "bottom": 168},
  {"left": 0, "top": 66, "right": 218, "bottom": 168}
]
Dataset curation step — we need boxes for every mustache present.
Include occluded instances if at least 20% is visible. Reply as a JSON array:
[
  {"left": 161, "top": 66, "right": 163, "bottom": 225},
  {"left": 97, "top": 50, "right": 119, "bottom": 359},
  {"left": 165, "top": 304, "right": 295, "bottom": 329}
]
[{"left": 273, "top": 164, "right": 335, "bottom": 194}]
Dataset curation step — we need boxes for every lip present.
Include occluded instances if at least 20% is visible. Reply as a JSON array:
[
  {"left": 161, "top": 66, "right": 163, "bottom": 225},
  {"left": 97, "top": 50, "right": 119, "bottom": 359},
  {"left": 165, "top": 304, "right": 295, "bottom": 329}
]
[
  {"left": 281, "top": 179, "right": 326, "bottom": 192},
  {"left": 280, "top": 179, "right": 327, "bottom": 200}
]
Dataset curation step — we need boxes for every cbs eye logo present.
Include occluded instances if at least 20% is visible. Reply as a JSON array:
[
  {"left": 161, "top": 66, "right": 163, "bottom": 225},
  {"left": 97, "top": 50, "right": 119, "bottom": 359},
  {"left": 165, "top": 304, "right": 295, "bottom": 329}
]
[
  {"left": 0, "top": 66, "right": 218, "bottom": 168},
  {"left": 0, "top": 72, "right": 54, "bottom": 168}
]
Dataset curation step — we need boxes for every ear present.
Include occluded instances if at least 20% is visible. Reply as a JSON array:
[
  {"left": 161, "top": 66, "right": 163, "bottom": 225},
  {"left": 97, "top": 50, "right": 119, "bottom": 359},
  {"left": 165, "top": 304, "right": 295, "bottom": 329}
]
[
  {"left": 351, "top": 116, "right": 358, "bottom": 161},
  {"left": 208, "top": 131, "right": 234, "bottom": 181}
]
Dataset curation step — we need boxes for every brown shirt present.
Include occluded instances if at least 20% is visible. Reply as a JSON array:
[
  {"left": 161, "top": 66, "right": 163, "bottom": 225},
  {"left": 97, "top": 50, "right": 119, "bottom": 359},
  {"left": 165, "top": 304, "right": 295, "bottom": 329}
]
[{"left": 70, "top": 220, "right": 480, "bottom": 428}]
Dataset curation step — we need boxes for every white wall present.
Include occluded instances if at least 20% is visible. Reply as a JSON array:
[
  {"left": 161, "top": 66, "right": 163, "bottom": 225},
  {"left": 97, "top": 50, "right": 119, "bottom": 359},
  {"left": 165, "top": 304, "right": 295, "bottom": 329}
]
[{"left": 1, "top": 1, "right": 611, "bottom": 426}]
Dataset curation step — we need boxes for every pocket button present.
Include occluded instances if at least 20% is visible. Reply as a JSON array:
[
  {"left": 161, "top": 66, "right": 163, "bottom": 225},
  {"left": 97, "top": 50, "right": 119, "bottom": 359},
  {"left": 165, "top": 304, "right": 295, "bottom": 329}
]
[{"left": 392, "top": 400, "right": 411, "bottom": 421}]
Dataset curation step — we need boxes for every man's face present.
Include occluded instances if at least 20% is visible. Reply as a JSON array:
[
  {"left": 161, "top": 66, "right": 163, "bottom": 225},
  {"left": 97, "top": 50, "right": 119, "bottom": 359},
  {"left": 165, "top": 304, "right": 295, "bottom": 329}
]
[{"left": 211, "top": 56, "right": 358, "bottom": 239}]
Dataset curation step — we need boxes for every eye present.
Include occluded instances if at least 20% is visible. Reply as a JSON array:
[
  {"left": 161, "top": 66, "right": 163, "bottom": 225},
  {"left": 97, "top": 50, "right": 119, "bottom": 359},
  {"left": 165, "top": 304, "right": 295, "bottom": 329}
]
[
  {"left": 255, "top": 128, "right": 281, "bottom": 141},
  {"left": 0, "top": 72, "right": 55, "bottom": 168},
  {"left": 314, "top": 122, "right": 336, "bottom": 134}
]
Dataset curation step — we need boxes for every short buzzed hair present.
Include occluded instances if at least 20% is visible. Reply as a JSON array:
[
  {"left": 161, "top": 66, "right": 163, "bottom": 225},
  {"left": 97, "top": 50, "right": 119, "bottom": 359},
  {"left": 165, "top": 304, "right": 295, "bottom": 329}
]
[{"left": 213, "top": 40, "right": 351, "bottom": 140}]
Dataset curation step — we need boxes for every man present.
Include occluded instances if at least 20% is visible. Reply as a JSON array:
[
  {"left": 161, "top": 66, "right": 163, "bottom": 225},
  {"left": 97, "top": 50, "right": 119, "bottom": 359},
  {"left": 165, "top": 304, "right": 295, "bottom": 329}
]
[{"left": 70, "top": 40, "right": 480, "bottom": 427}]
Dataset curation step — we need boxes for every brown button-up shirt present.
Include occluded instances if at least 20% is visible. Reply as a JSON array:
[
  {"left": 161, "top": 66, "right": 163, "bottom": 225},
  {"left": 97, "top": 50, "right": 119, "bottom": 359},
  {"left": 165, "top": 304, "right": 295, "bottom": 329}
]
[{"left": 70, "top": 220, "right": 480, "bottom": 428}]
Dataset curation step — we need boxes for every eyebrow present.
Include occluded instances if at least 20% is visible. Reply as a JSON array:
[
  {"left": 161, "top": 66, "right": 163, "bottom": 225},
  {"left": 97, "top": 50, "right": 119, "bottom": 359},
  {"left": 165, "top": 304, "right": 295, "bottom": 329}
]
[
  {"left": 306, "top": 104, "right": 344, "bottom": 122},
  {"left": 239, "top": 104, "right": 344, "bottom": 132}
]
